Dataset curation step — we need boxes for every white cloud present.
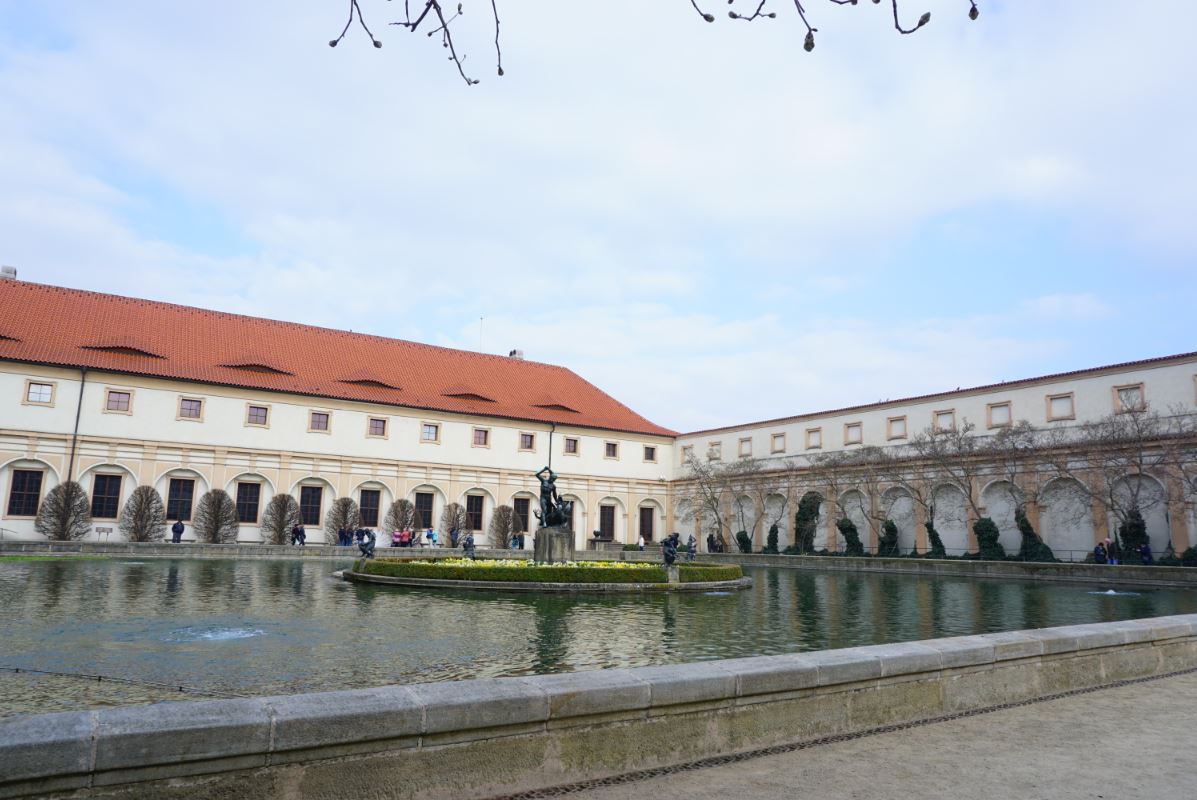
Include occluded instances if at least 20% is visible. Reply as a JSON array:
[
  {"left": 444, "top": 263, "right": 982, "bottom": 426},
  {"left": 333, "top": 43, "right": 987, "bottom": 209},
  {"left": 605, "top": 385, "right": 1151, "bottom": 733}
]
[{"left": 1019, "top": 293, "right": 1112, "bottom": 322}]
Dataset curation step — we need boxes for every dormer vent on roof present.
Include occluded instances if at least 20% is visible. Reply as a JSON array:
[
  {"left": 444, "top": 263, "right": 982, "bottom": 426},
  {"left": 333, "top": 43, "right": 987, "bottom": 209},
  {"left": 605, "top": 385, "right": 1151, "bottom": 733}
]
[
  {"left": 81, "top": 338, "right": 165, "bottom": 359},
  {"left": 0, "top": 330, "right": 20, "bottom": 343},
  {"left": 219, "top": 359, "right": 294, "bottom": 376},
  {"left": 530, "top": 394, "right": 579, "bottom": 413},
  {"left": 442, "top": 384, "right": 496, "bottom": 403},
  {"left": 338, "top": 371, "right": 402, "bottom": 391}
]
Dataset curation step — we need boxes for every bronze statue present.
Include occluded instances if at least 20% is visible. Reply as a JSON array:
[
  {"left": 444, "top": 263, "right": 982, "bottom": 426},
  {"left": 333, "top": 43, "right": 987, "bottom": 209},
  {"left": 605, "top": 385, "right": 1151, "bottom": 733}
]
[{"left": 534, "top": 466, "right": 573, "bottom": 529}]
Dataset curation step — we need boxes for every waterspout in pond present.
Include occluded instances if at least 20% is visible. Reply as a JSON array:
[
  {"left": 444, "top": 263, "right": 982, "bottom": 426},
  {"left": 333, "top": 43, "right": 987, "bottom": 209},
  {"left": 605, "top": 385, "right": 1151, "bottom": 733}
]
[{"left": 164, "top": 626, "right": 265, "bottom": 642}]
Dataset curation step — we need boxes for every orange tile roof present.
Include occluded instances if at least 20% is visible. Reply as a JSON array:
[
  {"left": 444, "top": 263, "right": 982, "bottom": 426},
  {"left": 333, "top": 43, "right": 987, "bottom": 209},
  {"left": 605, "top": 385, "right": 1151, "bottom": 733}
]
[{"left": 0, "top": 281, "right": 675, "bottom": 437}]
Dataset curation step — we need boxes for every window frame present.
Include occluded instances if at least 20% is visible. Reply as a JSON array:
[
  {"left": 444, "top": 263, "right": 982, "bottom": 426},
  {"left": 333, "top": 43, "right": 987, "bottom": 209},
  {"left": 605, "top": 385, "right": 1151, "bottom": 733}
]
[
  {"left": 707, "top": 441, "right": 722, "bottom": 461},
  {"left": 90, "top": 473, "right": 123, "bottom": 520},
  {"left": 1112, "top": 382, "right": 1146, "bottom": 414},
  {"left": 366, "top": 417, "right": 388, "bottom": 438},
  {"left": 1045, "top": 392, "right": 1076, "bottom": 422},
  {"left": 638, "top": 505, "right": 655, "bottom": 542},
  {"left": 563, "top": 436, "right": 580, "bottom": 456},
  {"left": 512, "top": 497, "right": 531, "bottom": 533},
  {"left": 805, "top": 427, "right": 822, "bottom": 450},
  {"left": 770, "top": 432, "right": 786, "bottom": 454},
  {"left": 519, "top": 431, "right": 537, "bottom": 452},
  {"left": 986, "top": 401, "right": 1012, "bottom": 429},
  {"left": 245, "top": 403, "right": 271, "bottom": 428},
  {"left": 643, "top": 444, "right": 658, "bottom": 463},
  {"left": 886, "top": 416, "right": 907, "bottom": 441},
  {"left": 5, "top": 468, "right": 44, "bottom": 517},
  {"left": 932, "top": 409, "right": 956, "bottom": 432},
  {"left": 298, "top": 485, "right": 324, "bottom": 526},
  {"left": 598, "top": 504, "right": 616, "bottom": 540},
  {"left": 471, "top": 427, "right": 491, "bottom": 448},
  {"left": 738, "top": 437, "right": 753, "bottom": 458},
  {"left": 235, "top": 481, "right": 262, "bottom": 524},
  {"left": 681, "top": 445, "right": 694, "bottom": 462},
  {"left": 465, "top": 494, "right": 484, "bottom": 531},
  {"left": 307, "top": 409, "right": 332, "bottom": 434},
  {"left": 604, "top": 441, "right": 620, "bottom": 460},
  {"left": 843, "top": 422, "right": 863, "bottom": 446},
  {"left": 420, "top": 421, "right": 441, "bottom": 445},
  {"left": 22, "top": 379, "right": 56, "bottom": 407},
  {"left": 176, "top": 396, "right": 205, "bottom": 422},
  {"left": 102, "top": 388, "right": 134, "bottom": 415},
  {"left": 414, "top": 491, "right": 434, "bottom": 529},
  {"left": 166, "top": 477, "right": 196, "bottom": 521},
  {"left": 359, "top": 488, "right": 382, "bottom": 527}
]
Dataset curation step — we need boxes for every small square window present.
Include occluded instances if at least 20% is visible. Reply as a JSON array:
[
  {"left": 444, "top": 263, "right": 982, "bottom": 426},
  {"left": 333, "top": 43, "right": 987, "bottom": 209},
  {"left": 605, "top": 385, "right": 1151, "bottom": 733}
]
[
  {"left": 643, "top": 445, "right": 657, "bottom": 462},
  {"left": 933, "top": 410, "right": 956, "bottom": 432},
  {"left": 1114, "top": 383, "right": 1145, "bottom": 413},
  {"left": 473, "top": 427, "right": 490, "bottom": 447},
  {"left": 887, "top": 416, "right": 907, "bottom": 440},
  {"left": 520, "top": 432, "right": 536, "bottom": 451},
  {"left": 178, "top": 398, "right": 203, "bottom": 420},
  {"left": 988, "top": 402, "right": 1012, "bottom": 428},
  {"left": 708, "top": 442, "right": 722, "bottom": 461},
  {"left": 844, "top": 422, "right": 863, "bottom": 445},
  {"left": 105, "top": 390, "right": 131, "bottom": 413},
  {"left": 770, "top": 433, "right": 786, "bottom": 454},
  {"left": 421, "top": 423, "right": 440, "bottom": 443},
  {"left": 564, "top": 437, "right": 579, "bottom": 455},
  {"left": 605, "top": 441, "right": 619, "bottom": 459},
  {"left": 1047, "top": 393, "right": 1074, "bottom": 421},
  {"left": 368, "top": 417, "right": 387, "bottom": 437},
  {"left": 25, "top": 381, "right": 54, "bottom": 405},
  {"left": 738, "top": 437, "right": 752, "bottom": 458},
  {"left": 309, "top": 411, "right": 330, "bottom": 432},
  {"left": 806, "top": 428, "right": 822, "bottom": 450},
  {"left": 681, "top": 445, "right": 694, "bottom": 461},
  {"left": 246, "top": 405, "right": 269, "bottom": 426}
]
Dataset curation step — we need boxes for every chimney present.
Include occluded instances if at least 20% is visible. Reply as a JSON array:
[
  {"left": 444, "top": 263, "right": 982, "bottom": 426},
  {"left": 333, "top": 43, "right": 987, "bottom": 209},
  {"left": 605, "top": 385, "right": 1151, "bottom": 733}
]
[
  {"left": 508, "top": 349, "right": 524, "bottom": 360},
  {"left": 0, "top": 266, "right": 16, "bottom": 281}
]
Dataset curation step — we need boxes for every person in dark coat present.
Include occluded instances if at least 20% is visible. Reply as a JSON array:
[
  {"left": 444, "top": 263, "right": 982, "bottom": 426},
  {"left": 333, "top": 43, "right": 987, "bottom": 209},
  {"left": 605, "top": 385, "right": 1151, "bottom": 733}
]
[
  {"left": 706, "top": 533, "right": 715, "bottom": 554},
  {"left": 171, "top": 519, "right": 184, "bottom": 544},
  {"left": 1093, "top": 541, "right": 1108, "bottom": 564},
  {"left": 336, "top": 527, "right": 347, "bottom": 547},
  {"left": 462, "top": 531, "right": 476, "bottom": 560},
  {"left": 290, "top": 524, "right": 301, "bottom": 546},
  {"left": 686, "top": 534, "right": 697, "bottom": 563},
  {"left": 1139, "top": 542, "right": 1155, "bottom": 565},
  {"left": 1106, "top": 537, "right": 1122, "bottom": 565}
]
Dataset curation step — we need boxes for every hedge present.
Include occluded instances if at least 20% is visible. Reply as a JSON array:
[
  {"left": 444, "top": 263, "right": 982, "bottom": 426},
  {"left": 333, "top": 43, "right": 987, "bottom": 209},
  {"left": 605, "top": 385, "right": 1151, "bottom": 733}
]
[
  {"left": 679, "top": 564, "right": 742, "bottom": 583},
  {"left": 360, "top": 559, "right": 669, "bottom": 584}
]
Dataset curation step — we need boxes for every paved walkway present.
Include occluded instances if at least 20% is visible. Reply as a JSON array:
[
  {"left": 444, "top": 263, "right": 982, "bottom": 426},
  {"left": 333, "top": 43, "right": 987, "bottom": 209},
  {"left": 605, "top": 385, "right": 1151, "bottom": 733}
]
[{"left": 570, "top": 672, "right": 1197, "bottom": 800}]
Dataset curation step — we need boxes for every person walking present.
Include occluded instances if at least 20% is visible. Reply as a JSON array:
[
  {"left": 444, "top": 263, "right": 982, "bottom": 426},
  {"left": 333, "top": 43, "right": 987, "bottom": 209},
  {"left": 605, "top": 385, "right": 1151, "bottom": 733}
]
[
  {"left": 1093, "top": 540, "right": 1108, "bottom": 564},
  {"left": 1106, "top": 537, "right": 1121, "bottom": 565},
  {"left": 637, "top": 534, "right": 645, "bottom": 552},
  {"left": 462, "top": 531, "right": 476, "bottom": 560},
  {"left": 686, "top": 533, "right": 696, "bottom": 563},
  {"left": 1139, "top": 542, "right": 1155, "bottom": 565},
  {"left": 170, "top": 519, "right": 185, "bottom": 544}
]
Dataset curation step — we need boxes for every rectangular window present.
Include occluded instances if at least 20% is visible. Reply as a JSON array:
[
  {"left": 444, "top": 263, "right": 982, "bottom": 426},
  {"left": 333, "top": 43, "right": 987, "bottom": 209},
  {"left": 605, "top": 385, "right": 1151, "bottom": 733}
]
[
  {"left": 178, "top": 398, "right": 203, "bottom": 420},
  {"left": 639, "top": 506, "right": 654, "bottom": 541},
  {"left": 421, "top": 423, "right": 440, "bottom": 443},
  {"left": 6, "top": 470, "right": 43, "bottom": 516},
  {"left": 681, "top": 445, "right": 694, "bottom": 461},
  {"left": 166, "top": 478, "right": 195, "bottom": 521},
  {"left": 564, "top": 437, "right": 579, "bottom": 455},
  {"left": 309, "top": 411, "right": 330, "bottom": 432},
  {"left": 1114, "top": 383, "right": 1145, "bottom": 413},
  {"left": 368, "top": 418, "right": 387, "bottom": 437},
  {"left": 246, "top": 404, "right": 269, "bottom": 426},
  {"left": 887, "top": 416, "right": 907, "bottom": 440},
  {"left": 513, "top": 497, "right": 530, "bottom": 533},
  {"left": 105, "top": 390, "right": 131, "bottom": 413},
  {"left": 708, "top": 442, "right": 722, "bottom": 461},
  {"left": 1047, "top": 393, "right": 1075, "bottom": 421},
  {"left": 806, "top": 428, "right": 822, "bottom": 449},
  {"left": 844, "top": 422, "right": 863, "bottom": 445},
  {"left": 933, "top": 410, "right": 956, "bottom": 431},
  {"left": 988, "top": 402, "right": 1012, "bottom": 429},
  {"left": 472, "top": 427, "right": 490, "bottom": 447},
  {"left": 25, "top": 381, "right": 54, "bottom": 405},
  {"left": 519, "top": 432, "right": 536, "bottom": 451},
  {"left": 771, "top": 433, "right": 786, "bottom": 454},
  {"left": 738, "top": 437, "right": 752, "bottom": 458},
  {"left": 299, "top": 486, "right": 323, "bottom": 526},
  {"left": 465, "top": 495, "right": 484, "bottom": 531},
  {"left": 605, "top": 441, "right": 619, "bottom": 459},
  {"left": 91, "top": 474, "right": 122, "bottom": 519},
  {"left": 599, "top": 505, "right": 616, "bottom": 540},
  {"left": 414, "top": 492, "right": 434, "bottom": 529},
  {"left": 643, "top": 445, "right": 657, "bottom": 462},
  {"left": 359, "top": 489, "right": 381, "bottom": 527},
  {"left": 236, "top": 482, "right": 261, "bottom": 524}
]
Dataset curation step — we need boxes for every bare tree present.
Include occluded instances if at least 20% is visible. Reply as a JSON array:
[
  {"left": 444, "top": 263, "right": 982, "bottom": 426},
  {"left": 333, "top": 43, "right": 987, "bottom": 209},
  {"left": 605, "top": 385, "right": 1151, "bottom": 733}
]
[
  {"left": 261, "top": 494, "right": 301, "bottom": 545},
  {"left": 675, "top": 452, "right": 737, "bottom": 550},
  {"left": 325, "top": 497, "right": 362, "bottom": 543},
  {"left": 384, "top": 498, "right": 418, "bottom": 534},
  {"left": 439, "top": 502, "right": 469, "bottom": 538},
  {"left": 119, "top": 485, "right": 167, "bottom": 543},
  {"left": 193, "top": 489, "right": 240, "bottom": 544},
  {"left": 331, "top": 0, "right": 983, "bottom": 85},
  {"left": 35, "top": 481, "right": 92, "bottom": 541},
  {"left": 489, "top": 504, "right": 516, "bottom": 548}
]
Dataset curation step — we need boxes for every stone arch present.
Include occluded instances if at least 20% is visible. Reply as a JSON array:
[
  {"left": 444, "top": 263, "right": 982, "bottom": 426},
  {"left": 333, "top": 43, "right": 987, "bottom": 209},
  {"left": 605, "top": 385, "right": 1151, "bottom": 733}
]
[
  {"left": 732, "top": 494, "right": 758, "bottom": 540},
  {"left": 882, "top": 487, "right": 917, "bottom": 553},
  {"left": 0, "top": 458, "right": 61, "bottom": 536},
  {"left": 839, "top": 490, "right": 870, "bottom": 546},
  {"left": 350, "top": 480, "right": 393, "bottom": 528},
  {"left": 931, "top": 483, "right": 969, "bottom": 554},
  {"left": 459, "top": 487, "right": 497, "bottom": 534},
  {"left": 289, "top": 476, "right": 337, "bottom": 541},
  {"left": 150, "top": 467, "right": 211, "bottom": 525},
  {"left": 764, "top": 493, "right": 788, "bottom": 550},
  {"left": 980, "top": 480, "right": 1023, "bottom": 554},
  {"left": 636, "top": 498, "right": 664, "bottom": 542},
  {"left": 1111, "top": 473, "right": 1169, "bottom": 551},
  {"left": 1040, "top": 477, "right": 1094, "bottom": 560},
  {"left": 673, "top": 498, "right": 695, "bottom": 543},
  {"left": 596, "top": 495, "right": 626, "bottom": 543}
]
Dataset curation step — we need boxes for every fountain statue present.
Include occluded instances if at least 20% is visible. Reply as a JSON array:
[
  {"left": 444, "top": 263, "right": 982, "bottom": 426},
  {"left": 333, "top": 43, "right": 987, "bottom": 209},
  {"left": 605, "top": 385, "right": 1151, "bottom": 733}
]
[{"left": 533, "top": 465, "right": 575, "bottom": 563}]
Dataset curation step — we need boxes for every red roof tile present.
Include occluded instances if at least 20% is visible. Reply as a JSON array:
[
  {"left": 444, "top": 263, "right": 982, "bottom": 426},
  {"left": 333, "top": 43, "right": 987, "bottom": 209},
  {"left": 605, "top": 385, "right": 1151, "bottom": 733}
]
[{"left": 0, "top": 281, "right": 675, "bottom": 437}]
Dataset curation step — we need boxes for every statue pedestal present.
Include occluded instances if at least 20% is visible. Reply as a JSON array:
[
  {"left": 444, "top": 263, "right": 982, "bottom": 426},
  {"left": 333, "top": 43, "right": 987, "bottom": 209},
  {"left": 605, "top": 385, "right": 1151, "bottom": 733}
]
[
  {"left": 534, "top": 526, "right": 575, "bottom": 564},
  {"left": 667, "top": 565, "right": 679, "bottom": 584}
]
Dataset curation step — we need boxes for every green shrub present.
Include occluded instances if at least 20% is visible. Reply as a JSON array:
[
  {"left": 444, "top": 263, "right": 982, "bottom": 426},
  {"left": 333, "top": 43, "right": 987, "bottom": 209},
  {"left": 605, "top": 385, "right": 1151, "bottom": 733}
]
[
  {"left": 836, "top": 518, "right": 865, "bottom": 557},
  {"left": 762, "top": 524, "right": 779, "bottom": 554},
  {"left": 794, "top": 493, "right": 822, "bottom": 554},
  {"left": 1181, "top": 547, "right": 1197, "bottom": 568},
  {"left": 679, "top": 564, "right": 743, "bottom": 582},
  {"left": 877, "top": 520, "right": 900, "bottom": 557},
  {"left": 1015, "top": 507, "right": 1056, "bottom": 562},
  {"left": 361, "top": 559, "right": 669, "bottom": 584},
  {"left": 973, "top": 517, "right": 1006, "bottom": 561},
  {"left": 621, "top": 544, "right": 640, "bottom": 551},
  {"left": 1119, "top": 508, "right": 1150, "bottom": 554},
  {"left": 925, "top": 522, "right": 946, "bottom": 558},
  {"left": 734, "top": 530, "right": 753, "bottom": 554}
]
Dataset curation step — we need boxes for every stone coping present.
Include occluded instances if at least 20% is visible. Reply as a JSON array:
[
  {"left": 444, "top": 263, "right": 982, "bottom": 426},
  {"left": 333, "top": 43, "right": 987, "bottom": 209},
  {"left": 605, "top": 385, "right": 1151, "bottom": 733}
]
[
  {"left": 2, "top": 613, "right": 1196, "bottom": 799},
  {"left": 341, "top": 569, "right": 753, "bottom": 593}
]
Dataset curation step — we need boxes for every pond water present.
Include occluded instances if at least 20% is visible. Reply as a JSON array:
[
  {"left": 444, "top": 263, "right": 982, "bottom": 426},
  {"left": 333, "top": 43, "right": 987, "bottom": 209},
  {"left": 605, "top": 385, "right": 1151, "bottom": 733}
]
[{"left": 2, "top": 558, "right": 1195, "bottom": 709}]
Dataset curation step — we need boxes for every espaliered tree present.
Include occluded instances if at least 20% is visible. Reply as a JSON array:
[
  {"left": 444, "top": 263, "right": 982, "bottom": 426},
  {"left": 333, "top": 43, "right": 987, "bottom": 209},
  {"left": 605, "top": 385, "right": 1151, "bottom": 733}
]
[
  {"left": 1015, "top": 507, "right": 1055, "bottom": 562},
  {"left": 34, "top": 481, "right": 91, "bottom": 541},
  {"left": 489, "top": 504, "right": 516, "bottom": 548},
  {"left": 440, "top": 502, "right": 469, "bottom": 540},
  {"left": 1118, "top": 508, "right": 1149, "bottom": 555},
  {"left": 877, "top": 519, "right": 901, "bottom": 557},
  {"left": 328, "top": 0, "right": 985, "bottom": 85},
  {"left": 261, "top": 494, "right": 301, "bottom": 545},
  {"left": 792, "top": 492, "right": 823, "bottom": 554},
  {"left": 924, "top": 520, "right": 947, "bottom": 558},
  {"left": 325, "top": 497, "right": 362, "bottom": 543},
  {"left": 836, "top": 517, "right": 865, "bottom": 556},
  {"left": 119, "top": 486, "right": 167, "bottom": 543},
  {"left": 193, "top": 489, "right": 239, "bottom": 544},
  {"left": 763, "top": 523, "right": 780, "bottom": 554},
  {"left": 384, "top": 499, "right": 418, "bottom": 535}
]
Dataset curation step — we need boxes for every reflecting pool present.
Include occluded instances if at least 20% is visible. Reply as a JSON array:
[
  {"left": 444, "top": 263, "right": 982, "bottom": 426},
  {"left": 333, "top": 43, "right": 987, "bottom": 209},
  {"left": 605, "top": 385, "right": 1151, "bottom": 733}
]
[{"left": 2, "top": 558, "right": 1195, "bottom": 711}]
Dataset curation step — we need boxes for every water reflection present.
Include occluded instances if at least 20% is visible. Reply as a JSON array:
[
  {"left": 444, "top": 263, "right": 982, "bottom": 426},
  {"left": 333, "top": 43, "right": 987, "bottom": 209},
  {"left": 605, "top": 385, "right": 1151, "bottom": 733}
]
[{"left": 1, "top": 559, "right": 1195, "bottom": 699}]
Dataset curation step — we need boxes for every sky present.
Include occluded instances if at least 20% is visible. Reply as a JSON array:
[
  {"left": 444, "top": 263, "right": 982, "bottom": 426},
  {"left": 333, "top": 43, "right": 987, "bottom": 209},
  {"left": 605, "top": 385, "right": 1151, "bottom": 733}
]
[{"left": 1, "top": 1, "right": 1194, "bottom": 434}]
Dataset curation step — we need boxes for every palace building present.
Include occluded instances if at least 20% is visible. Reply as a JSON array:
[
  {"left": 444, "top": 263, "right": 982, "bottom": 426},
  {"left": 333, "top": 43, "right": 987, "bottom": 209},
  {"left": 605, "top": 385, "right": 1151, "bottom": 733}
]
[{"left": 2, "top": 276, "right": 1196, "bottom": 557}]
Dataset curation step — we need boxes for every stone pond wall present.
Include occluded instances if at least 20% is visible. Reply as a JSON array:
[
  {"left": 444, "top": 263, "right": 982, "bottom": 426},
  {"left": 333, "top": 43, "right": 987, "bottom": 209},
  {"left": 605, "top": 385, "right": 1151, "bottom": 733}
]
[{"left": 2, "top": 615, "right": 1197, "bottom": 799}]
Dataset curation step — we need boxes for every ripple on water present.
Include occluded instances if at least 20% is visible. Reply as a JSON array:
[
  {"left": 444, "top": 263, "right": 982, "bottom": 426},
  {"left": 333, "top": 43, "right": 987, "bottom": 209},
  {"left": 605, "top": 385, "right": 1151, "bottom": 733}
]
[
  {"left": 1086, "top": 589, "right": 1142, "bottom": 597},
  {"left": 163, "top": 626, "right": 266, "bottom": 642}
]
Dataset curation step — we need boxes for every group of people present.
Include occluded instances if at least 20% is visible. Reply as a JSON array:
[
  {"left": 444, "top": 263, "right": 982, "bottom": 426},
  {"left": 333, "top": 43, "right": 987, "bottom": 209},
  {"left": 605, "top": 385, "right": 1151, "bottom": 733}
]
[
  {"left": 705, "top": 533, "right": 727, "bottom": 553},
  {"left": 337, "top": 527, "right": 376, "bottom": 547},
  {"left": 389, "top": 528, "right": 439, "bottom": 548},
  {"left": 1093, "top": 538, "right": 1154, "bottom": 565}
]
